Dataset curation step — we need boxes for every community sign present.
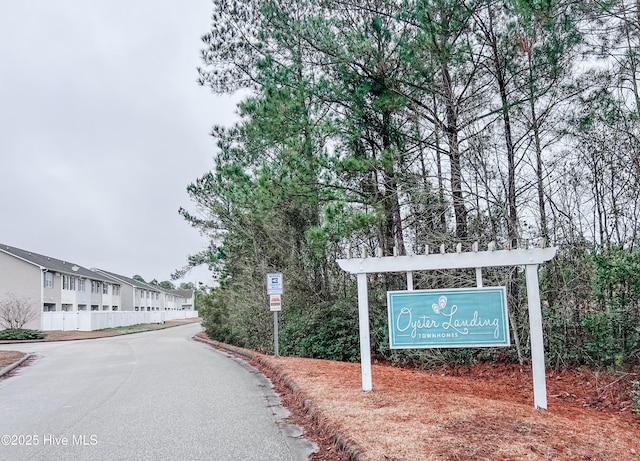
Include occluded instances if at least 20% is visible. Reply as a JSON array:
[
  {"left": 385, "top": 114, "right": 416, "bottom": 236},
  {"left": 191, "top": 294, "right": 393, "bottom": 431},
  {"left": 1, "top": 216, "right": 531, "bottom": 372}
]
[{"left": 387, "top": 287, "right": 510, "bottom": 349}]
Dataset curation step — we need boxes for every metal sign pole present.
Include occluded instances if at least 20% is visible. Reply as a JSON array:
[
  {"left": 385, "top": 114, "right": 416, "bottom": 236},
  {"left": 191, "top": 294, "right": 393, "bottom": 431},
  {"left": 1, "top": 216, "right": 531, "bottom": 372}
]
[{"left": 274, "top": 311, "right": 279, "bottom": 357}]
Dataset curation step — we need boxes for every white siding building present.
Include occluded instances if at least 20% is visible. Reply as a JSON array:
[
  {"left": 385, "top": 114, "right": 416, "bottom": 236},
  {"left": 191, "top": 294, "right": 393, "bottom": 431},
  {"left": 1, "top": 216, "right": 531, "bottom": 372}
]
[{"left": 0, "top": 244, "right": 196, "bottom": 331}]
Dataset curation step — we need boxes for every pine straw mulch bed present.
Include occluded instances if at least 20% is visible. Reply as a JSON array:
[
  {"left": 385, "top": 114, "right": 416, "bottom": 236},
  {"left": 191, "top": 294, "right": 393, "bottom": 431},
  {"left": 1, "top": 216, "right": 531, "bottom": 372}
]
[
  {"left": 0, "top": 350, "right": 26, "bottom": 369},
  {"left": 195, "top": 334, "right": 640, "bottom": 461}
]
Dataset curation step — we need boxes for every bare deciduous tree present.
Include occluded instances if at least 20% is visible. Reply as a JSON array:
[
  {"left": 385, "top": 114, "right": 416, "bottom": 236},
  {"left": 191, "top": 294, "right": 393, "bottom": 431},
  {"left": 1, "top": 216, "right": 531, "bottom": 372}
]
[{"left": 0, "top": 293, "right": 38, "bottom": 329}]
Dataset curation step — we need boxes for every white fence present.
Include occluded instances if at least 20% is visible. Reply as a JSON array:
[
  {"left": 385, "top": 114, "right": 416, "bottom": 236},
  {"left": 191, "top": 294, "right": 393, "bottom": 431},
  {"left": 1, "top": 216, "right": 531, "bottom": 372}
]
[{"left": 41, "top": 310, "right": 199, "bottom": 332}]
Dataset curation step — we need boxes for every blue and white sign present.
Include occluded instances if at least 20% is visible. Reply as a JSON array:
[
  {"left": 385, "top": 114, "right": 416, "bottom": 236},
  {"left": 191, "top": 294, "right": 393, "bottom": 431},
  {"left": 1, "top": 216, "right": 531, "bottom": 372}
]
[
  {"left": 266, "top": 273, "right": 284, "bottom": 295},
  {"left": 387, "top": 287, "right": 510, "bottom": 349}
]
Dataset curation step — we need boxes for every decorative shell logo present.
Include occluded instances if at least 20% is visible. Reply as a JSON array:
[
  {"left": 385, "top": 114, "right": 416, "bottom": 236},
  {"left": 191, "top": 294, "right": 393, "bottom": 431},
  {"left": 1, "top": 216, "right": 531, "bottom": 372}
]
[{"left": 432, "top": 296, "right": 447, "bottom": 314}]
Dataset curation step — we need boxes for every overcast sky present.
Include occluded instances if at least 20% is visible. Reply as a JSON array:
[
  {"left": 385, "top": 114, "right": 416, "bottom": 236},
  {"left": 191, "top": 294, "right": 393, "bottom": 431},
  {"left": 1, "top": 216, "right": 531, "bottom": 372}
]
[{"left": 0, "top": 0, "right": 237, "bottom": 286}]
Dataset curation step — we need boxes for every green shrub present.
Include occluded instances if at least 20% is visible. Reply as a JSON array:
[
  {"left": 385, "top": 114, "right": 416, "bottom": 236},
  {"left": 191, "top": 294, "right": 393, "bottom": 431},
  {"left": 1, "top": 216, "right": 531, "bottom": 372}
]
[
  {"left": 281, "top": 300, "right": 360, "bottom": 362},
  {"left": 198, "top": 290, "right": 236, "bottom": 344},
  {"left": 589, "top": 246, "right": 640, "bottom": 367},
  {"left": 0, "top": 329, "right": 45, "bottom": 340},
  {"left": 581, "top": 312, "right": 623, "bottom": 366}
]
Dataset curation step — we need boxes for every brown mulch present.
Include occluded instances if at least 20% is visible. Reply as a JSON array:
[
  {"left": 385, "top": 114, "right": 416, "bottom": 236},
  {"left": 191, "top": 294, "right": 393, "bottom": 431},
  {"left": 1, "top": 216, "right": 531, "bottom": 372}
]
[
  {"left": 196, "top": 335, "right": 640, "bottom": 461},
  {"left": 0, "top": 350, "right": 26, "bottom": 369}
]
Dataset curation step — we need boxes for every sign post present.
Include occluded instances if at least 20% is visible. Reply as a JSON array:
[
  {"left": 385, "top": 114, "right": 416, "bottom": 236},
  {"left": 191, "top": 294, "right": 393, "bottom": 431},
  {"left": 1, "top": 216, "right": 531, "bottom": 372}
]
[
  {"left": 337, "top": 245, "right": 556, "bottom": 410},
  {"left": 266, "top": 273, "right": 283, "bottom": 357}
]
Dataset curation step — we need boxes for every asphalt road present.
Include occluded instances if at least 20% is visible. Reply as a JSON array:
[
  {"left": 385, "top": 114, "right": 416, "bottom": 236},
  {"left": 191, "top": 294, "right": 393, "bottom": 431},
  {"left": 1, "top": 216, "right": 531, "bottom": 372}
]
[{"left": 0, "top": 323, "right": 316, "bottom": 461}]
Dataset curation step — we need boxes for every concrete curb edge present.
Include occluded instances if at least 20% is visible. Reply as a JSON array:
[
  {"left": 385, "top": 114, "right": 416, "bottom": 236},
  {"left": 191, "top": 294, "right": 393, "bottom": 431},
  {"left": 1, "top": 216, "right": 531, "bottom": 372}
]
[{"left": 0, "top": 353, "right": 33, "bottom": 378}]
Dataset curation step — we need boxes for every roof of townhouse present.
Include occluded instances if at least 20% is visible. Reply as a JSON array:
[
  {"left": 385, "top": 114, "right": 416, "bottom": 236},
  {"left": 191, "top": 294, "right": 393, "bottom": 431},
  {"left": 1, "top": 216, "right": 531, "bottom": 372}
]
[
  {"left": 0, "top": 243, "right": 115, "bottom": 283},
  {"left": 169, "top": 289, "right": 194, "bottom": 298},
  {"left": 92, "top": 268, "right": 163, "bottom": 291}
]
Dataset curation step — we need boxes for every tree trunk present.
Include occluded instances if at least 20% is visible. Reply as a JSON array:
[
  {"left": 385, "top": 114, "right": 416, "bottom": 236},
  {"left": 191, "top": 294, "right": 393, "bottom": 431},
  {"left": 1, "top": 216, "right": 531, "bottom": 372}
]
[
  {"left": 527, "top": 48, "right": 549, "bottom": 242},
  {"left": 442, "top": 63, "right": 467, "bottom": 240},
  {"left": 489, "top": 13, "right": 523, "bottom": 363},
  {"left": 381, "top": 110, "right": 406, "bottom": 255}
]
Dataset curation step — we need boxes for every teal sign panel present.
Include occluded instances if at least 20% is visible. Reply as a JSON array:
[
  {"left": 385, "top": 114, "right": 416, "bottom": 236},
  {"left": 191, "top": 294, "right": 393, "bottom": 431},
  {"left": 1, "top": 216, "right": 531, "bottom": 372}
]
[{"left": 387, "top": 287, "right": 510, "bottom": 349}]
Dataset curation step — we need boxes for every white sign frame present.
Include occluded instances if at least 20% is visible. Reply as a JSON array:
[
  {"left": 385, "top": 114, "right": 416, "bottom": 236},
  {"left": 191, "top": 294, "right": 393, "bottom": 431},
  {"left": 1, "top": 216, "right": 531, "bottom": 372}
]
[{"left": 336, "top": 246, "right": 557, "bottom": 410}]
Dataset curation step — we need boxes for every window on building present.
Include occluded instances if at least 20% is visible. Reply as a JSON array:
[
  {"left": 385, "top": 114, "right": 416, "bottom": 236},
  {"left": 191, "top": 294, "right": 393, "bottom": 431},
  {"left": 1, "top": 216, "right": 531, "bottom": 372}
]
[
  {"left": 103, "top": 283, "right": 109, "bottom": 294},
  {"left": 44, "top": 272, "right": 54, "bottom": 288},
  {"left": 102, "top": 305, "right": 108, "bottom": 311},
  {"left": 91, "top": 305, "right": 99, "bottom": 311},
  {"left": 113, "top": 285, "right": 120, "bottom": 296},
  {"left": 62, "top": 275, "right": 76, "bottom": 290},
  {"left": 112, "top": 306, "right": 118, "bottom": 311},
  {"left": 78, "top": 279, "right": 86, "bottom": 292},
  {"left": 78, "top": 304, "right": 87, "bottom": 311},
  {"left": 43, "top": 303, "right": 56, "bottom": 312}
]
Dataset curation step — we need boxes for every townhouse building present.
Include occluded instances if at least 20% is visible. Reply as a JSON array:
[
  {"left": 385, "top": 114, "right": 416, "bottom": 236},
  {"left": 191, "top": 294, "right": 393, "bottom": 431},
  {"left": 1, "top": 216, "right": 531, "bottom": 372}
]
[
  {"left": 92, "top": 269, "right": 166, "bottom": 312},
  {"left": 0, "top": 244, "right": 196, "bottom": 330},
  {"left": 168, "top": 289, "right": 195, "bottom": 310}
]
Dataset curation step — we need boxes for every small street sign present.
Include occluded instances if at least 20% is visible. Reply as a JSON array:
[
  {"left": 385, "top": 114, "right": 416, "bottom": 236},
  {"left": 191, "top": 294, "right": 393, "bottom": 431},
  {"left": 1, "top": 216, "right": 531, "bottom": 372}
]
[
  {"left": 269, "top": 294, "right": 282, "bottom": 311},
  {"left": 266, "top": 273, "right": 284, "bottom": 295}
]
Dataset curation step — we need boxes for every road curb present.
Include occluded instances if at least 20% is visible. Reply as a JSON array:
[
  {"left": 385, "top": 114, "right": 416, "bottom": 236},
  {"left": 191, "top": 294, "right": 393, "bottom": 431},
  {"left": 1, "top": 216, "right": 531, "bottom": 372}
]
[
  {"left": 193, "top": 335, "right": 363, "bottom": 461},
  {"left": 0, "top": 353, "right": 33, "bottom": 378}
]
